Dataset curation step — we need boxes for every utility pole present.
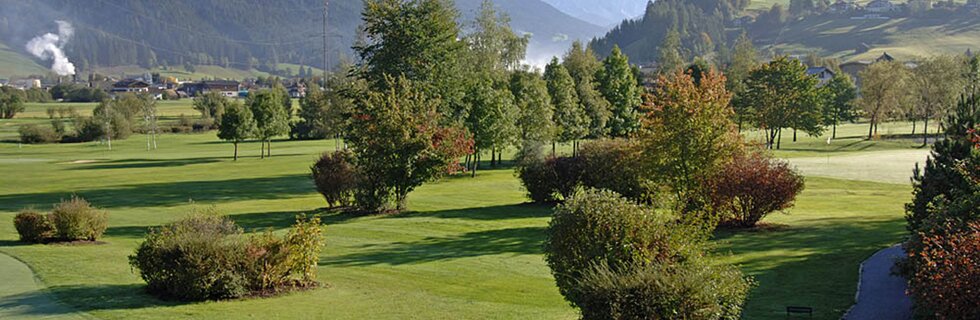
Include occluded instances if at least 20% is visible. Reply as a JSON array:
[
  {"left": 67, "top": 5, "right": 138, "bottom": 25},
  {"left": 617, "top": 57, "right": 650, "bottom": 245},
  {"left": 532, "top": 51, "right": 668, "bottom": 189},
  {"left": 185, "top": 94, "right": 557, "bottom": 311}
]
[{"left": 323, "top": 0, "right": 330, "bottom": 82}]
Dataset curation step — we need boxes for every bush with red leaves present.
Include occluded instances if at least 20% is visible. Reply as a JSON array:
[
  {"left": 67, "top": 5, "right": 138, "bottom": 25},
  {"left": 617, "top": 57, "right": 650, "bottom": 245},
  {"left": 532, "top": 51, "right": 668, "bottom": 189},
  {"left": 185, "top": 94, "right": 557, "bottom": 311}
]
[
  {"left": 907, "top": 220, "right": 980, "bottom": 319},
  {"left": 708, "top": 151, "right": 805, "bottom": 228}
]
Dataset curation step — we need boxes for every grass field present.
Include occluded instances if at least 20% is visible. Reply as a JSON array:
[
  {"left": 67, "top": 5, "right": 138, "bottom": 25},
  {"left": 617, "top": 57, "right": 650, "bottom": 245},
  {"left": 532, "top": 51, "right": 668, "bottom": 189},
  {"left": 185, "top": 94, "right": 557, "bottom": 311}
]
[{"left": 0, "top": 102, "right": 925, "bottom": 319}]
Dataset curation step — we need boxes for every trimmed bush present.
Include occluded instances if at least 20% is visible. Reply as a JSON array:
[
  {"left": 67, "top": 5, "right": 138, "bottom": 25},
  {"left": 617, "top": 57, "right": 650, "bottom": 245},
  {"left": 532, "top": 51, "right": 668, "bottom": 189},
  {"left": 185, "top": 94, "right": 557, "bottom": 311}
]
[
  {"left": 516, "top": 156, "right": 584, "bottom": 203},
  {"left": 13, "top": 209, "right": 54, "bottom": 243},
  {"left": 130, "top": 211, "right": 324, "bottom": 301},
  {"left": 18, "top": 124, "right": 61, "bottom": 144},
  {"left": 578, "top": 140, "right": 651, "bottom": 203},
  {"left": 49, "top": 197, "right": 108, "bottom": 241},
  {"left": 545, "top": 189, "right": 750, "bottom": 319},
  {"left": 311, "top": 150, "right": 358, "bottom": 207},
  {"left": 708, "top": 151, "right": 806, "bottom": 228},
  {"left": 130, "top": 213, "right": 249, "bottom": 300}
]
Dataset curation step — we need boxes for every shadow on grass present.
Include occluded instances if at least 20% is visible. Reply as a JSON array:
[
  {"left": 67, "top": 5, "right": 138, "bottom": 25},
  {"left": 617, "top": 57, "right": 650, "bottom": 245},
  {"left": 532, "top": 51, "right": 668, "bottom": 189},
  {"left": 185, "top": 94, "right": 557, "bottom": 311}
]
[
  {"left": 712, "top": 218, "right": 908, "bottom": 319},
  {"left": 230, "top": 208, "right": 364, "bottom": 232},
  {"left": 69, "top": 157, "right": 225, "bottom": 170},
  {"left": 0, "top": 175, "right": 312, "bottom": 211},
  {"left": 388, "top": 203, "right": 553, "bottom": 221},
  {"left": 324, "top": 225, "right": 545, "bottom": 267},
  {"left": 0, "top": 284, "right": 179, "bottom": 317}
]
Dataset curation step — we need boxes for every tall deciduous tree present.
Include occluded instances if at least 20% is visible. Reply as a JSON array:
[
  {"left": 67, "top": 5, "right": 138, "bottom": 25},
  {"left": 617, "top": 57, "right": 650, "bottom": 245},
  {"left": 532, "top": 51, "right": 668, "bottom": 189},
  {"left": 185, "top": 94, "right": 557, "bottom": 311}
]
[
  {"left": 510, "top": 70, "right": 554, "bottom": 144},
  {"left": 597, "top": 46, "right": 642, "bottom": 138},
  {"left": 821, "top": 73, "right": 858, "bottom": 139},
  {"left": 640, "top": 69, "right": 742, "bottom": 205},
  {"left": 192, "top": 91, "right": 229, "bottom": 125},
  {"left": 726, "top": 32, "right": 758, "bottom": 130},
  {"left": 545, "top": 57, "right": 588, "bottom": 155},
  {"left": 464, "top": 77, "right": 518, "bottom": 173},
  {"left": 346, "top": 77, "right": 472, "bottom": 211},
  {"left": 739, "top": 56, "right": 823, "bottom": 149},
  {"left": 859, "top": 61, "right": 912, "bottom": 139},
  {"left": 564, "top": 41, "right": 611, "bottom": 138},
  {"left": 911, "top": 55, "right": 963, "bottom": 144},
  {"left": 248, "top": 90, "right": 290, "bottom": 158},
  {"left": 218, "top": 102, "right": 256, "bottom": 161},
  {"left": 465, "top": 0, "right": 528, "bottom": 77}
]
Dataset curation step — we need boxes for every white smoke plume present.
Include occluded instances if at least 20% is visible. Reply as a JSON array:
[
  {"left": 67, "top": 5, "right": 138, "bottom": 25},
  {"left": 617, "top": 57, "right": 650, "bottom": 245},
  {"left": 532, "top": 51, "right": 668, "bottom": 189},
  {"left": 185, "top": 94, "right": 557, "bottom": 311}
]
[{"left": 25, "top": 20, "right": 76, "bottom": 76}]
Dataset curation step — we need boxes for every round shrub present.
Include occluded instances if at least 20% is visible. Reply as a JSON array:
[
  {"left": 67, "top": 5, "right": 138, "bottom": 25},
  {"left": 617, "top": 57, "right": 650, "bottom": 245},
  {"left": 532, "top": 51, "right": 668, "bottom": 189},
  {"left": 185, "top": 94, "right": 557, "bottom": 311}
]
[
  {"left": 578, "top": 140, "right": 652, "bottom": 203},
  {"left": 516, "top": 156, "right": 584, "bottom": 203},
  {"left": 545, "top": 189, "right": 750, "bottom": 319},
  {"left": 311, "top": 150, "right": 358, "bottom": 208},
  {"left": 130, "top": 213, "right": 249, "bottom": 301},
  {"left": 13, "top": 209, "right": 54, "bottom": 243},
  {"left": 18, "top": 124, "right": 61, "bottom": 144},
  {"left": 49, "top": 197, "right": 108, "bottom": 241},
  {"left": 708, "top": 151, "right": 805, "bottom": 228}
]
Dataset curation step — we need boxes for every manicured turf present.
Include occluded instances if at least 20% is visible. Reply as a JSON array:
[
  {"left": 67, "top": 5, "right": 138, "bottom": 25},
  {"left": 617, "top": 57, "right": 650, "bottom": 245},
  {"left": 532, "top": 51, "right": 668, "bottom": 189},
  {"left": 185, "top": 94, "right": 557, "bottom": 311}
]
[{"left": 0, "top": 105, "right": 922, "bottom": 319}]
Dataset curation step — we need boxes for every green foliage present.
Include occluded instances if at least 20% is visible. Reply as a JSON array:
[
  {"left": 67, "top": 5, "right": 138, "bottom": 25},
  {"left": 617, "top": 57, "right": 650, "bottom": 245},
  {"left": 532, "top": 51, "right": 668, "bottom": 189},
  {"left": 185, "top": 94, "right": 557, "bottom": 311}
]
[
  {"left": 820, "top": 72, "right": 858, "bottom": 138},
  {"left": 464, "top": 0, "right": 529, "bottom": 76},
  {"left": 129, "top": 211, "right": 324, "bottom": 301},
  {"left": 218, "top": 102, "right": 257, "bottom": 160},
  {"left": 248, "top": 90, "right": 290, "bottom": 157},
  {"left": 596, "top": 46, "right": 642, "bottom": 138},
  {"left": 738, "top": 56, "right": 824, "bottom": 148},
  {"left": 292, "top": 76, "right": 355, "bottom": 141},
  {"left": 346, "top": 77, "right": 473, "bottom": 212},
  {"left": 545, "top": 58, "right": 588, "bottom": 144},
  {"left": 859, "top": 61, "right": 913, "bottom": 139},
  {"left": 509, "top": 70, "right": 554, "bottom": 143},
  {"left": 657, "top": 28, "right": 685, "bottom": 74},
  {"left": 50, "top": 84, "right": 107, "bottom": 102},
  {"left": 464, "top": 77, "right": 518, "bottom": 154},
  {"left": 311, "top": 150, "right": 359, "bottom": 208},
  {"left": 578, "top": 139, "right": 650, "bottom": 203},
  {"left": 563, "top": 41, "right": 611, "bottom": 139},
  {"left": 18, "top": 124, "right": 61, "bottom": 144},
  {"left": 13, "top": 209, "right": 54, "bottom": 243},
  {"left": 708, "top": 151, "right": 806, "bottom": 228},
  {"left": 516, "top": 155, "right": 584, "bottom": 203},
  {"left": 909, "top": 55, "right": 964, "bottom": 143},
  {"left": 0, "top": 87, "right": 25, "bottom": 119},
  {"left": 49, "top": 197, "right": 108, "bottom": 241},
  {"left": 193, "top": 91, "right": 229, "bottom": 125},
  {"left": 130, "top": 212, "right": 249, "bottom": 301},
  {"left": 545, "top": 189, "right": 750, "bottom": 319}
]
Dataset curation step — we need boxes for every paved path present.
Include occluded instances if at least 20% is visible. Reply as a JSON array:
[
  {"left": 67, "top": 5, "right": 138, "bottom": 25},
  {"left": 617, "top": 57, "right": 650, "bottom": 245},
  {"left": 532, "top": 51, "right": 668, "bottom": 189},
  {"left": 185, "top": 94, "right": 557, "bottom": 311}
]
[
  {"left": 843, "top": 245, "right": 913, "bottom": 320},
  {"left": 0, "top": 252, "right": 86, "bottom": 320}
]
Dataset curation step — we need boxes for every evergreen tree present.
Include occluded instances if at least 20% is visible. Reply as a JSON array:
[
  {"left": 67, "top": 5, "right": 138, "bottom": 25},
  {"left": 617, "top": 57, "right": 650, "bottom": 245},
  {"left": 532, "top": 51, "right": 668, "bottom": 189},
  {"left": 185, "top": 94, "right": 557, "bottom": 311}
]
[
  {"left": 564, "top": 41, "right": 611, "bottom": 139},
  {"left": 544, "top": 57, "right": 587, "bottom": 154},
  {"left": 597, "top": 46, "right": 642, "bottom": 138},
  {"left": 658, "top": 28, "right": 685, "bottom": 74}
]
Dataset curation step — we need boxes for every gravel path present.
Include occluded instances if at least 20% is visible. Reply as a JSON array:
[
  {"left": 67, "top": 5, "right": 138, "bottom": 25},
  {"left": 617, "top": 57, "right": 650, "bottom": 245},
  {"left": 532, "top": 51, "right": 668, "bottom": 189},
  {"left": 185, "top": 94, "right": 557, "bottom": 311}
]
[
  {"left": 843, "top": 245, "right": 913, "bottom": 320},
  {"left": 0, "top": 252, "right": 86, "bottom": 320}
]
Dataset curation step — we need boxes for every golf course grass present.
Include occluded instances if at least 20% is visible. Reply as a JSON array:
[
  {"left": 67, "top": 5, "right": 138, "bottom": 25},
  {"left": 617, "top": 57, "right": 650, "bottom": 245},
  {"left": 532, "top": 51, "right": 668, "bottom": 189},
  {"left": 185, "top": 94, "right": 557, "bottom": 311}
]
[{"left": 0, "top": 102, "right": 923, "bottom": 319}]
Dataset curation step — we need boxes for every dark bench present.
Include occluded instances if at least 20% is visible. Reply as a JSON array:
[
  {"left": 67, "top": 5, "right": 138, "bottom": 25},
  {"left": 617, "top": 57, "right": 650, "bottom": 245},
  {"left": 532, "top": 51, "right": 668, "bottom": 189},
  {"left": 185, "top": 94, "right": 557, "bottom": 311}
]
[{"left": 786, "top": 306, "right": 813, "bottom": 317}]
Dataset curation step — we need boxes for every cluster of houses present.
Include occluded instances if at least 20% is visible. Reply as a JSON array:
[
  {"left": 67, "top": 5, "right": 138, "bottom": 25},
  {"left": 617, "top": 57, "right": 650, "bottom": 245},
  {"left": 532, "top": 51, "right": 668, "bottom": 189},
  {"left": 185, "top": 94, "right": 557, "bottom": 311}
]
[{"left": 0, "top": 72, "right": 309, "bottom": 100}]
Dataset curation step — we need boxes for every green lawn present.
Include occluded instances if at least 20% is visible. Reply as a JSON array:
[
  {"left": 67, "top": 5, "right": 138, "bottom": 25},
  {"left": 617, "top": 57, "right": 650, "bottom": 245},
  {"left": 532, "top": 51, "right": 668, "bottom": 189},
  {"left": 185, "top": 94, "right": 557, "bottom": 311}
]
[{"left": 0, "top": 106, "right": 923, "bottom": 319}]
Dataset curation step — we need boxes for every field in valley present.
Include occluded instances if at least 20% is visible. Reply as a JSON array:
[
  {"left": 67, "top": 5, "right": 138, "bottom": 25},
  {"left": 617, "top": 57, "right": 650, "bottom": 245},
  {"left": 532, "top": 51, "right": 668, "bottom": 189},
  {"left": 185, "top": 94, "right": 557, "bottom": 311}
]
[{"left": 0, "top": 101, "right": 930, "bottom": 319}]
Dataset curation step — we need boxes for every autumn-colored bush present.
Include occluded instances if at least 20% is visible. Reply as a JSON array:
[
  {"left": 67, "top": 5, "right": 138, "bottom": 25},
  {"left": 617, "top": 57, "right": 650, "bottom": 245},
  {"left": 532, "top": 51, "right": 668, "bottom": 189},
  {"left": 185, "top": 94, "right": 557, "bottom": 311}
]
[
  {"left": 311, "top": 150, "right": 359, "bottom": 208},
  {"left": 13, "top": 209, "right": 54, "bottom": 243},
  {"left": 906, "top": 220, "right": 980, "bottom": 319},
  {"left": 708, "top": 151, "right": 805, "bottom": 228},
  {"left": 49, "top": 197, "right": 108, "bottom": 241},
  {"left": 578, "top": 140, "right": 652, "bottom": 203}
]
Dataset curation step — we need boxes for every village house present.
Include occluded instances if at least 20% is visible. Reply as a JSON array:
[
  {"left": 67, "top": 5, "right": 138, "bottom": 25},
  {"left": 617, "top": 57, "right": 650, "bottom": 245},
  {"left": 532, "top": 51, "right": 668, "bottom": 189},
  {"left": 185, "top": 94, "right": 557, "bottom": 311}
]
[
  {"left": 288, "top": 82, "right": 307, "bottom": 98},
  {"left": 839, "top": 52, "right": 898, "bottom": 86},
  {"left": 179, "top": 80, "right": 241, "bottom": 97},
  {"left": 111, "top": 79, "right": 151, "bottom": 94},
  {"left": 829, "top": 0, "right": 858, "bottom": 13},
  {"left": 865, "top": 0, "right": 899, "bottom": 12},
  {"left": 806, "top": 67, "right": 836, "bottom": 86}
]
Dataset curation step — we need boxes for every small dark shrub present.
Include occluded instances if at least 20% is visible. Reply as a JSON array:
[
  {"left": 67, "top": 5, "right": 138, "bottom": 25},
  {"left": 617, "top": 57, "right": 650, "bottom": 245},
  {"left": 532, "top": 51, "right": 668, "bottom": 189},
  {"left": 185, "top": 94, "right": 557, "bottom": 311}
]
[
  {"left": 130, "top": 211, "right": 324, "bottom": 301},
  {"left": 311, "top": 150, "right": 358, "bottom": 207},
  {"left": 18, "top": 124, "right": 61, "bottom": 144},
  {"left": 130, "top": 212, "right": 249, "bottom": 300},
  {"left": 708, "top": 151, "right": 805, "bottom": 228},
  {"left": 72, "top": 117, "right": 107, "bottom": 142},
  {"left": 545, "top": 189, "right": 750, "bottom": 319},
  {"left": 578, "top": 140, "right": 651, "bottom": 202},
  {"left": 13, "top": 209, "right": 54, "bottom": 243},
  {"left": 517, "top": 156, "right": 584, "bottom": 203},
  {"left": 49, "top": 197, "right": 108, "bottom": 241}
]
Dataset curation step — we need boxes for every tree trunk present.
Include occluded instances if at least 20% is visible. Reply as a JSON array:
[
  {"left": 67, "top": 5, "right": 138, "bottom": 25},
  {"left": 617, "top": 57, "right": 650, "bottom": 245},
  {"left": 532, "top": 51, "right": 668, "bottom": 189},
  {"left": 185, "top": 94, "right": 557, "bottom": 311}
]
[
  {"left": 260, "top": 141, "right": 265, "bottom": 159},
  {"left": 832, "top": 112, "right": 838, "bottom": 139},
  {"left": 793, "top": 128, "right": 797, "bottom": 142},
  {"left": 911, "top": 120, "right": 916, "bottom": 135},
  {"left": 552, "top": 142, "right": 556, "bottom": 157},
  {"left": 465, "top": 154, "right": 471, "bottom": 172},
  {"left": 923, "top": 117, "right": 930, "bottom": 145},
  {"left": 267, "top": 140, "right": 272, "bottom": 158},
  {"left": 471, "top": 150, "right": 479, "bottom": 178},
  {"left": 491, "top": 149, "right": 496, "bottom": 168},
  {"left": 234, "top": 142, "right": 239, "bottom": 161},
  {"left": 777, "top": 128, "right": 782, "bottom": 150},
  {"left": 868, "top": 116, "right": 875, "bottom": 140}
]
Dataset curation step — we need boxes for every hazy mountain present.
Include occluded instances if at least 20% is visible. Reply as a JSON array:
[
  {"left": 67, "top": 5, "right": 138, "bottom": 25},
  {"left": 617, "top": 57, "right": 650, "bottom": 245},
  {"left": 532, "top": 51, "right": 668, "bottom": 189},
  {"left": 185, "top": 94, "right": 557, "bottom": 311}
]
[
  {"left": 541, "top": 0, "right": 650, "bottom": 27},
  {"left": 0, "top": 0, "right": 604, "bottom": 76}
]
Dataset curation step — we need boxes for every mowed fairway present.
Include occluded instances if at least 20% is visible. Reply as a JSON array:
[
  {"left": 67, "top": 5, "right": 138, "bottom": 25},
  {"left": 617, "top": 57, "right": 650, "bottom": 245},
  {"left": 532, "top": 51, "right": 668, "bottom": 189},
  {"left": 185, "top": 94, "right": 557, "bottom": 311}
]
[{"left": 0, "top": 105, "right": 920, "bottom": 319}]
